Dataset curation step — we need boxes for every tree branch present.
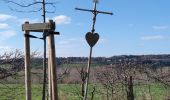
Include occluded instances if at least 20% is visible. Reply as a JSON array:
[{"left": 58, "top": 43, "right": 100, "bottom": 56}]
[{"left": 3, "top": 0, "right": 42, "bottom": 7}]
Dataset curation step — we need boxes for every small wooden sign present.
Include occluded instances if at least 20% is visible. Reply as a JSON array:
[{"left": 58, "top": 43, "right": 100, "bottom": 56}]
[{"left": 22, "top": 22, "right": 55, "bottom": 32}]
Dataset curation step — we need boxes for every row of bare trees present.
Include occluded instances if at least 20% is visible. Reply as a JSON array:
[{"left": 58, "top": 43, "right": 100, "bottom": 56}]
[
  {"left": 71, "top": 61, "right": 170, "bottom": 100},
  {"left": 95, "top": 62, "right": 170, "bottom": 100}
]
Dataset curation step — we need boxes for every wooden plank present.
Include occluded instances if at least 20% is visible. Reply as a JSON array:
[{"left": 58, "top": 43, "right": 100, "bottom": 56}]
[
  {"left": 22, "top": 22, "right": 55, "bottom": 31},
  {"left": 48, "top": 41, "right": 52, "bottom": 100},
  {"left": 47, "top": 29, "right": 58, "bottom": 100},
  {"left": 24, "top": 22, "right": 32, "bottom": 100}
]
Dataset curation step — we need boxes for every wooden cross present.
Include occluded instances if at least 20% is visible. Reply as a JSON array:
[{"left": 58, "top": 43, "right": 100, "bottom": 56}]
[
  {"left": 75, "top": 0, "right": 113, "bottom": 33},
  {"left": 75, "top": 0, "right": 113, "bottom": 100}
]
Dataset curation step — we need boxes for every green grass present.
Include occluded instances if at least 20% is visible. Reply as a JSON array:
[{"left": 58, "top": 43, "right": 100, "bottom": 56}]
[
  {"left": 0, "top": 64, "right": 12, "bottom": 69},
  {"left": 58, "top": 84, "right": 104, "bottom": 100},
  {"left": 0, "top": 84, "right": 42, "bottom": 100},
  {"left": 0, "top": 84, "right": 169, "bottom": 100},
  {"left": 61, "top": 63, "right": 106, "bottom": 68},
  {"left": 134, "top": 84, "right": 170, "bottom": 100}
]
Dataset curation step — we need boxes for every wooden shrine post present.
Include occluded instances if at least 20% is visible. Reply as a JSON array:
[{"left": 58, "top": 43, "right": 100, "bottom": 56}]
[{"left": 24, "top": 22, "right": 31, "bottom": 100}]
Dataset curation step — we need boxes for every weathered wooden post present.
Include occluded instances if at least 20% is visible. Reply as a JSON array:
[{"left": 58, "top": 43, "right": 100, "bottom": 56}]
[
  {"left": 22, "top": 20, "right": 59, "bottom": 100},
  {"left": 48, "top": 50, "right": 52, "bottom": 100},
  {"left": 24, "top": 21, "right": 32, "bottom": 100},
  {"left": 47, "top": 20, "right": 59, "bottom": 100}
]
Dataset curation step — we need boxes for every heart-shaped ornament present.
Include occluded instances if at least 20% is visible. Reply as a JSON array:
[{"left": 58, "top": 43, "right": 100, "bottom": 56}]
[{"left": 85, "top": 32, "right": 99, "bottom": 47}]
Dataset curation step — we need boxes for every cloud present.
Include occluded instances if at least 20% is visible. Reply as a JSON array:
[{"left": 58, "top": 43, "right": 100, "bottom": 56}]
[
  {"left": 19, "top": 15, "right": 71, "bottom": 25},
  {"left": 53, "top": 15, "right": 71, "bottom": 25},
  {"left": 0, "top": 30, "right": 17, "bottom": 38},
  {"left": 0, "top": 45, "right": 10, "bottom": 50},
  {"left": 141, "top": 35, "right": 164, "bottom": 40},
  {"left": 0, "top": 23, "right": 9, "bottom": 29},
  {"left": 0, "top": 14, "right": 16, "bottom": 21},
  {"left": 152, "top": 25, "right": 169, "bottom": 30}
]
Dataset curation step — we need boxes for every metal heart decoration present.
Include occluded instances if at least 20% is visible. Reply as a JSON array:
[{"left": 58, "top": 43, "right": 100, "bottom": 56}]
[{"left": 85, "top": 32, "right": 99, "bottom": 47}]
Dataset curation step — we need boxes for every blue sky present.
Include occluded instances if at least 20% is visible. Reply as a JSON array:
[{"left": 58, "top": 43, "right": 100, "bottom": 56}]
[{"left": 0, "top": 0, "right": 170, "bottom": 57}]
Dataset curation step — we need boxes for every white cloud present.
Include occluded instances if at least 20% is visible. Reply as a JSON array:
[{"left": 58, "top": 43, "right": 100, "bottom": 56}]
[
  {"left": 141, "top": 35, "right": 164, "bottom": 40},
  {"left": 0, "top": 30, "right": 17, "bottom": 38},
  {"left": 0, "top": 23, "right": 9, "bottom": 29},
  {"left": 0, "top": 14, "right": 16, "bottom": 21},
  {"left": 0, "top": 46, "right": 10, "bottom": 50},
  {"left": 53, "top": 15, "right": 71, "bottom": 25},
  {"left": 19, "top": 15, "right": 71, "bottom": 25},
  {"left": 152, "top": 25, "right": 169, "bottom": 30}
]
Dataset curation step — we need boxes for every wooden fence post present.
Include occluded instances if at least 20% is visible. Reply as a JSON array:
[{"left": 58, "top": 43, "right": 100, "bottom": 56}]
[{"left": 24, "top": 21, "right": 32, "bottom": 100}]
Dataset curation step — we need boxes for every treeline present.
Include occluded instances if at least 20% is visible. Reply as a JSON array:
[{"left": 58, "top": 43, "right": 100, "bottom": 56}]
[
  {"left": 1, "top": 52, "right": 170, "bottom": 70},
  {"left": 54, "top": 54, "right": 170, "bottom": 67},
  {"left": 27, "top": 54, "right": 170, "bottom": 68}
]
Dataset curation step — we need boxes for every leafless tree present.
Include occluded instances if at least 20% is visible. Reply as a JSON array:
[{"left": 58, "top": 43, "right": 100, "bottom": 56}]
[
  {"left": 2, "top": 0, "right": 56, "bottom": 13},
  {"left": 57, "top": 67, "right": 71, "bottom": 83},
  {"left": 0, "top": 49, "right": 24, "bottom": 80},
  {"left": 0, "top": 49, "right": 41, "bottom": 80},
  {"left": 76, "top": 67, "right": 86, "bottom": 97}
]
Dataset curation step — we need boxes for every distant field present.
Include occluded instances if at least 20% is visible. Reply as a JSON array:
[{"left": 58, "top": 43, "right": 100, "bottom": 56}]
[
  {"left": 0, "top": 84, "right": 169, "bottom": 100},
  {"left": 61, "top": 63, "right": 106, "bottom": 68}
]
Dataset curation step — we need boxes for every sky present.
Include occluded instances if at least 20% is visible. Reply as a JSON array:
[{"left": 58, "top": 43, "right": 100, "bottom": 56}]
[{"left": 0, "top": 0, "right": 170, "bottom": 57}]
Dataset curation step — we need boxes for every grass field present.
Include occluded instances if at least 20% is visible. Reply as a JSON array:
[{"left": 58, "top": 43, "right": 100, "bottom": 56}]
[
  {"left": 0, "top": 84, "right": 169, "bottom": 100},
  {"left": 61, "top": 63, "right": 106, "bottom": 68}
]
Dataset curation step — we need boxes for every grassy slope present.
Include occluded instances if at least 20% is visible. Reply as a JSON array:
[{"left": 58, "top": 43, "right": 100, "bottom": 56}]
[{"left": 0, "top": 84, "right": 169, "bottom": 100}]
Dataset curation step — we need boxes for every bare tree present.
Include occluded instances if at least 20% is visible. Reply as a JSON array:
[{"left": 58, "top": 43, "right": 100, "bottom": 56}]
[
  {"left": 0, "top": 49, "right": 24, "bottom": 79},
  {"left": 76, "top": 66, "right": 86, "bottom": 99},
  {"left": 0, "top": 49, "right": 41, "bottom": 80},
  {"left": 2, "top": 0, "right": 56, "bottom": 13}
]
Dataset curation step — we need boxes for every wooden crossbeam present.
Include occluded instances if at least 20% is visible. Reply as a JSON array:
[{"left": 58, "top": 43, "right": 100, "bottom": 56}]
[
  {"left": 75, "top": 8, "right": 113, "bottom": 15},
  {"left": 22, "top": 21, "right": 55, "bottom": 32}
]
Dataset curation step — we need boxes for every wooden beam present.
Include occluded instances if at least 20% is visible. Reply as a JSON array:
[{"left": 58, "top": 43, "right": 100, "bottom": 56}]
[
  {"left": 22, "top": 21, "right": 55, "bottom": 32},
  {"left": 48, "top": 33, "right": 58, "bottom": 100},
  {"left": 47, "top": 20, "right": 58, "bottom": 100},
  {"left": 24, "top": 22, "right": 32, "bottom": 100},
  {"left": 48, "top": 44, "right": 52, "bottom": 100}
]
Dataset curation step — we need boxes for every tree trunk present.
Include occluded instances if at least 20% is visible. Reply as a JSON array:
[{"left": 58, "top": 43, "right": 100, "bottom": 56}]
[{"left": 127, "top": 76, "right": 134, "bottom": 100}]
